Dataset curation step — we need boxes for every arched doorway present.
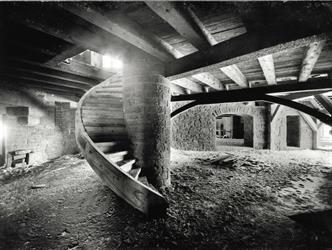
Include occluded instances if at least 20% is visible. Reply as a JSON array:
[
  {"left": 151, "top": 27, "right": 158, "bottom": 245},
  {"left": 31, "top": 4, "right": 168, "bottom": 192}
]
[{"left": 216, "top": 114, "right": 254, "bottom": 149}]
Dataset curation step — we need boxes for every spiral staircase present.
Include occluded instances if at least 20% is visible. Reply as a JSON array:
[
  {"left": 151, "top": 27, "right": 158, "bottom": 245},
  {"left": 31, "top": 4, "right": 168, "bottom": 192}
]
[{"left": 75, "top": 75, "right": 168, "bottom": 216}]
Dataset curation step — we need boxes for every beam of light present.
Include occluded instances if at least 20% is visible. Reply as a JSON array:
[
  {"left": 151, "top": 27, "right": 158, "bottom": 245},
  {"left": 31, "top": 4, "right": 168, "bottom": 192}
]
[
  {"left": 102, "top": 55, "right": 123, "bottom": 70},
  {"left": 0, "top": 121, "right": 6, "bottom": 141}
]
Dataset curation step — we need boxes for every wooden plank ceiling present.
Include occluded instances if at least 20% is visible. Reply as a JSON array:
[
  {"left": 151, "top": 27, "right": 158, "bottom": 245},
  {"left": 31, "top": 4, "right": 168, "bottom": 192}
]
[{"left": 0, "top": 2, "right": 331, "bottom": 105}]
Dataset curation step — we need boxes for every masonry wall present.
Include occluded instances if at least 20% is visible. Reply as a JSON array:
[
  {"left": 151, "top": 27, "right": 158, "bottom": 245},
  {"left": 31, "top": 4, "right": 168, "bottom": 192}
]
[
  {"left": 270, "top": 106, "right": 314, "bottom": 150},
  {"left": 0, "top": 85, "right": 78, "bottom": 166},
  {"left": 171, "top": 102, "right": 268, "bottom": 151}
]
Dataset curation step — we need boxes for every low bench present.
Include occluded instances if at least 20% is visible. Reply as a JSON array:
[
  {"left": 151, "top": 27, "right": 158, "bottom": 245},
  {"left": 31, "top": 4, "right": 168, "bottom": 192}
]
[{"left": 7, "top": 149, "right": 33, "bottom": 168}]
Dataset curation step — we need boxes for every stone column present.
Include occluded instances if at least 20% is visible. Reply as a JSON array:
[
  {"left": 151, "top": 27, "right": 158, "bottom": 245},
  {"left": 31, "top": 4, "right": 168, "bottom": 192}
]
[{"left": 122, "top": 49, "right": 171, "bottom": 189}]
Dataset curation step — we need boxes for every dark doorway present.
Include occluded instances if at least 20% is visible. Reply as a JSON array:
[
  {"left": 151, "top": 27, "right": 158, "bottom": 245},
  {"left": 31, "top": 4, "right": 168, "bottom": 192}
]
[
  {"left": 286, "top": 115, "right": 300, "bottom": 147},
  {"left": 216, "top": 114, "right": 253, "bottom": 148}
]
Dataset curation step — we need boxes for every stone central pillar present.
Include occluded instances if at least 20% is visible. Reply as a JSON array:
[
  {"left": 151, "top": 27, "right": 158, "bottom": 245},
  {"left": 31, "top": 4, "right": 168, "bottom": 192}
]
[{"left": 122, "top": 49, "right": 171, "bottom": 189}]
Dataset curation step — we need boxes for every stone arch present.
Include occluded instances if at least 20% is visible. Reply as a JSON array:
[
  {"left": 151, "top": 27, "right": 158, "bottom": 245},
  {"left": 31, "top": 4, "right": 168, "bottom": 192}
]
[
  {"left": 211, "top": 104, "right": 267, "bottom": 149},
  {"left": 212, "top": 103, "right": 258, "bottom": 118}
]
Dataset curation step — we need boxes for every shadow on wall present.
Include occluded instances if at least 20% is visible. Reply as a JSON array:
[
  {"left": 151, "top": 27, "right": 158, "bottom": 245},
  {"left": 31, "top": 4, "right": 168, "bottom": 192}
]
[{"left": 0, "top": 86, "right": 79, "bottom": 165}]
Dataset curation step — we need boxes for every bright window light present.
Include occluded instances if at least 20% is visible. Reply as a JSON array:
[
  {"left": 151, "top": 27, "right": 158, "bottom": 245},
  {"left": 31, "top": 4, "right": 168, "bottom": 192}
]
[
  {"left": 0, "top": 121, "right": 6, "bottom": 141},
  {"left": 102, "top": 55, "right": 123, "bottom": 70}
]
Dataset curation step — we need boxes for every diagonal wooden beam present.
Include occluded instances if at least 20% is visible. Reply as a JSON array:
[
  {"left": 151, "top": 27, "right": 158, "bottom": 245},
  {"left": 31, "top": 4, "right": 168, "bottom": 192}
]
[
  {"left": 46, "top": 45, "right": 85, "bottom": 67},
  {"left": 62, "top": 3, "right": 174, "bottom": 62},
  {"left": 192, "top": 72, "right": 224, "bottom": 90},
  {"left": 298, "top": 41, "right": 326, "bottom": 82},
  {"left": 171, "top": 100, "right": 200, "bottom": 118},
  {"left": 258, "top": 54, "right": 276, "bottom": 85},
  {"left": 166, "top": 31, "right": 330, "bottom": 80},
  {"left": 7, "top": 7, "right": 142, "bottom": 62},
  {"left": 146, "top": 1, "right": 210, "bottom": 50},
  {"left": 172, "top": 78, "right": 205, "bottom": 93},
  {"left": 314, "top": 94, "right": 332, "bottom": 115},
  {"left": 298, "top": 112, "right": 318, "bottom": 132},
  {"left": 185, "top": 5, "right": 217, "bottom": 46},
  {"left": 220, "top": 65, "right": 248, "bottom": 88},
  {"left": 271, "top": 105, "right": 281, "bottom": 122},
  {"left": 262, "top": 95, "right": 332, "bottom": 127}
]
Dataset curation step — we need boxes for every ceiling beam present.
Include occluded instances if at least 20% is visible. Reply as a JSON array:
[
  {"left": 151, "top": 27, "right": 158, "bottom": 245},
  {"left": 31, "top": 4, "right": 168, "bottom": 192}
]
[
  {"left": 166, "top": 31, "right": 329, "bottom": 80},
  {"left": 171, "top": 78, "right": 332, "bottom": 102},
  {"left": 8, "top": 7, "right": 141, "bottom": 62},
  {"left": 220, "top": 65, "right": 248, "bottom": 88},
  {"left": 192, "top": 72, "right": 224, "bottom": 90},
  {"left": 170, "top": 83, "right": 187, "bottom": 95},
  {"left": 61, "top": 4, "right": 174, "bottom": 62},
  {"left": 172, "top": 78, "right": 205, "bottom": 93},
  {"left": 4, "top": 59, "right": 100, "bottom": 85},
  {"left": 298, "top": 41, "right": 325, "bottom": 82},
  {"left": 146, "top": 2, "right": 210, "bottom": 50},
  {"left": 314, "top": 94, "right": 332, "bottom": 115},
  {"left": 258, "top": 54, "right": 276, "bottom": 85},
  {"left": 55, "top": 59, "right": 114, "bottom": 81},
  {"left": 0, "top": 67, "right": 91, "bottom": 90},
  {"left": 0, "top": 76, "right": 84, "bottom": 96},
  {"left": 46, "top": 45, "right": 85, "bottom": 67},
  {"left": 185, "top": 5, "right": 217, "bottom": 46}
]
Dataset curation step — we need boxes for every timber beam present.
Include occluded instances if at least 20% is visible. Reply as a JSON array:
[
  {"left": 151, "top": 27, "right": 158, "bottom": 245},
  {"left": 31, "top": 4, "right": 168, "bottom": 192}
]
[
  {"left": 61, "top": 3, "right": 174, "bottom": 61},
  {"left": 46, "top": 45, "right": 85, "bottom": 66},
  {"left": 314, "top": 94, "right": 332, "bottom": 115},
  {"left": 146, "top": 2, "right": 211, "bottom": 50},
  {"left": 258, "top": 54, "right": 276, "bottom": 85},
  {"left": 262, "top": 95, "right": 332, "bottom": 127},
  {"left": 166, "top": 31, "right": 330, "bottom": 80},
  {"left": 298, "top": 41, "right": 325, "bottom": 82},
  {"left": 5, "top": 59, "right": 106, "bottom": 84},
  {"left": 171, "top": 78, "right": 332, "bottom": 102}
]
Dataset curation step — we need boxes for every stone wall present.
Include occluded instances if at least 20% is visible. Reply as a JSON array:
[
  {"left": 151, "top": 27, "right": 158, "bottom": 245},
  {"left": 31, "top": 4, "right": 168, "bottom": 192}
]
[
  {"left": 171, "top": 102, "right": 268, "bottom": 150},
  {"left": 270, "top": 106, "right": 314, "bottom": 150},
  {"left": 0, "top": 85, "right": 78, "bottom": 166}
]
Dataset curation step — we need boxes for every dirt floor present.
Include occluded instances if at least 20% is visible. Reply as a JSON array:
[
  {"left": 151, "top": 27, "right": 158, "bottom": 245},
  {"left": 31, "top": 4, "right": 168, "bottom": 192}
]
[{"left": 0, "top": 147, "right": 332, "bottom": 249}]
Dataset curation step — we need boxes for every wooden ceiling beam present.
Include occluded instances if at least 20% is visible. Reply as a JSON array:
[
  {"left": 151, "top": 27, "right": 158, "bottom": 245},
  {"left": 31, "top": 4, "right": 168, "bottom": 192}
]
[
  {"left": 0, "top": 67, "right": 92, "bottom": 90},
  {"left": 298, "top": 41, "right": 325, "bottom": 82},
  {"left": 0, "top": 76, "right": 84, "bottom": 96},
  {"left": 172, "top": 78, "right": 205, "bottom": 93},
  {"left": 46, "top": 44, "right": 85, "bottom": 66},
  {"left": 146, "top": 2, "right": 210, "bottom": 50},
  {"left": 166, "top": 31, "right": 330, "bottom": 80},
  {"left": 185, "top": 5, "right": 217, "bottom": 46},
  {"left": 171, "top": 78, "right": 332, "bottom": 102},
  {"left": 55, "top": 59, "right": 113, "bottom": 81},
  {"left": 314, "top": 94, "right": 332, "bottom": 115},
  {"left": 192, "top": 72, "right": 224, "bottom": 90},
  {"left": 5, "top": 59, "right": 100, "bottom": 85},
  {"left": 170, "top": 83, "right": 187, "bottom": 95},
  {"left": 220, "top": 65, "right": 248, "bottom": 88},
  {"left": 258, "top": 54, "right": 277, "bottom": 85},
  {"left": 8, "top": 7, "right": 140, "bottom": 62},
  {"left": 0, "top": 72, "right": 87, "bottom": 92},
  {"left": 61, "top": 4, "right": 174, "bottom": 62}
]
